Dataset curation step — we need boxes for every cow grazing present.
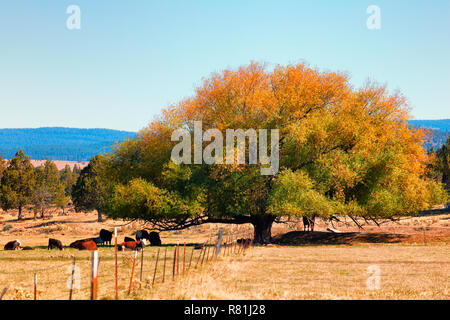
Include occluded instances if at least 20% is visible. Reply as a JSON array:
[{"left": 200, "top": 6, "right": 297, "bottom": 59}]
[
  {"left": 69, "top": 239, "right": 98, "bottom": 251},
  {"left": 118, "top": 239, "right": 146, "bottom": 251},
  {"left": 303, "top": 215, "right": 316, "bottom": 232},
  {"left": 4, "top": 240, "right": 21, "bottom": 250},
  {"left": 99, "top": 229, "right": 113, "bottom": 245},
  {"left": 48, "top": 238, "right": 63, "bottom": 250},
  {"left": 124, "top": 236, "right": 135, "bottom": 242}
]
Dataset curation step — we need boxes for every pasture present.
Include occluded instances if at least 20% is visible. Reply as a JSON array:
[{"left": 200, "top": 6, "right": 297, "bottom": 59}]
[{"left": 0, "top": 207, "right": 449, "bottom": 300}]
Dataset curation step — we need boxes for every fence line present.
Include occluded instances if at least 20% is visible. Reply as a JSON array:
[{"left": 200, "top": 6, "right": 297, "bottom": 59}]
[{"left": 0, "top": 227, "right": 255, "bottom": 300}]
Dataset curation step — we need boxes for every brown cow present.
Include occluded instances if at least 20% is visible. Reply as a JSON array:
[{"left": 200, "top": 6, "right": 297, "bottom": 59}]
[
  {"left": 69, "top": 239, "right": 98, "bottom": 251},
  {"left": 118, "top": 239, "right": 146, "bottom": 251},
  {"left": 4, "top": 240, "right": 21, "bottom": 250},
  {"left": 48, "top": 238, "right": 64, "bottom": 250}
]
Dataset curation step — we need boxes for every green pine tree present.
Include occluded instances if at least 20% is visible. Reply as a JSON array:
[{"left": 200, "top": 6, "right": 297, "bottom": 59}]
[{"left": 0, "top": 150, "right": 36, "bottom": 220}]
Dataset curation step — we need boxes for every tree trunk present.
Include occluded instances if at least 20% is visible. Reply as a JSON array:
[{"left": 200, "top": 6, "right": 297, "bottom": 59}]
[
  {"left": 61, "top": 207, "right": 66, "bottom": 215},
  {"left": 40, "top": 207, "right": 45, "bottom": 219},
  {"left": 251, "top": 215, "right": 275, "bottom": 245},
  {"left": 18, "top": 206, "right": 22, "bottom": 221},
  {"left": 97, "top": 211, "right": 103, "bottom": 222}
]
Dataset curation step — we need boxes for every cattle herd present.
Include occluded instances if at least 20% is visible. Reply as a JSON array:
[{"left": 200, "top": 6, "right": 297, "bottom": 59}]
[{"left": 2, "top": 229, "right": 162, "bottom": 251}]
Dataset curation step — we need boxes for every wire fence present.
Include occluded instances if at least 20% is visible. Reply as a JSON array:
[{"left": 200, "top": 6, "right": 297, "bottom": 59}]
[{"left": 0, "top": 228, "right": 255, "bottom": 300}]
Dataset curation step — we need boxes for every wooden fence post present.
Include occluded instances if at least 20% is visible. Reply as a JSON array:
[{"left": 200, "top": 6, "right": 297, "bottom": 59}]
[
  {"left": 172, "top": 245, "right": 177, "bottom": 280},
  {"left": 195, "top": 243, "right": 204, "bottom": 269},
  {"left": 152, "top": 248, "right": 160, "bottom": 286},
  {"left": 0, "top": 287, "right": 7, "bottom": 300},
  {"left": 128, "top": 250, "right": 138, "bottom": 295},
  {"left": 69, "top": 256, "right": 76, "bottom": 300},
  {"left": 162, "top": 247, "right": 167, "bottom": 283},
  {"left": 201, "top": 240, "right": 208, "bottom": 266},
  {"left": 206, "top": 238, "right": 211, "bottom": 262},
  {"left": 114, "top": 227, "right": 118, "bottom": 300},
  {"left": 140, "top": 245, "right": 145, "bottom": 282},
  {"left": 188, "top": 247, "right": 194, "bottom": 273},
  {"left": 91, "top": 250, "right": 99, "bottom": 300},
  {"left": 176, "top": 241, "right": 180, "bottom": 276},
  {"left": 183, "top": 240, "right": 186, "bottom": 276},
  {"left": 34, "top": 273, "right": 37, "bottom": 300}
]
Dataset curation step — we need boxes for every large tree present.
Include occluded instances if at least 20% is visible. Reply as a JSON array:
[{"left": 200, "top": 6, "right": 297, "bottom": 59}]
[
  {"left": 32, "top": 159, "right": 65, "bottom": 218},
  {"left": 71, "top": 155, "right": 112, "bottom": 222},
  {"left": 105, "top": 63, "right": 447, "bottom": 243},
  {"left": 0, "top": 150, "right": 36, "bottom": 220}
]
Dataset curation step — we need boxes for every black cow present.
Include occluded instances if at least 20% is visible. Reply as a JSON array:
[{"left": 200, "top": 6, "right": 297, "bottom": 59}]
[
  {"left": 48, "top": 238, "right": 63, "bottom": 250},
  {"left": 99, "top": 229, "right": 113, "bottom": 245},
  {"left": 124, "top": 236, "right": 135, "bottom": 242},
  {"left": 4, "top": 240, "right": 21, "bottom": 250},
  {"left": 303, "top": 215, "right": 316, "bottom": 232},
  {"left": 149, "top": 232, "right": 162, "bottom": 246}
]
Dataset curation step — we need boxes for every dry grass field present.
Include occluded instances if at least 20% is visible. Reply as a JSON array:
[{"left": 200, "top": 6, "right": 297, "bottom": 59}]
[{"left": 0, "top": 207, "right": 449, "bottom": 300}]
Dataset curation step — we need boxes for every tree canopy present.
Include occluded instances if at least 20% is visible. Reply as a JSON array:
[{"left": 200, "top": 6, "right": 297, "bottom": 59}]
[{"left": 98, "top": 62, "right": 446, "bottom": 243}]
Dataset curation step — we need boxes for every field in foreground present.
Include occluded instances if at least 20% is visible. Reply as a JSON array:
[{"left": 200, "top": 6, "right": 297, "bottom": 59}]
[
  {"left": 0, "top": 207, "right": 449, "bottom": 300},
  {"left": 0, "top": 244, "right": 448, "bottom": 300}
]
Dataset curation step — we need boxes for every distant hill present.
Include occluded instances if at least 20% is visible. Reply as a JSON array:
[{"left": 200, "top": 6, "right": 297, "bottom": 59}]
[
  {"left": 408, "top": 119, "right": 450, "bottom": 132},
  {"left": 408, "top": 119, "right": 449, "bottom": 149},
  {"left": 0, "top": 127, "right": 136, "bottom": 162}
]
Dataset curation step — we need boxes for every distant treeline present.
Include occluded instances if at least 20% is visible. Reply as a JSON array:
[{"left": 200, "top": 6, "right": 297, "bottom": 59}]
[{"left": 0, "top": 127, "right": 136, "bottom": 161}]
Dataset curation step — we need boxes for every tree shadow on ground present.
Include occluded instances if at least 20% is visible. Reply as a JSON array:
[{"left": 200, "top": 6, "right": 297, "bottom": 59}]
[{"left": 271, "top": 231, "right": 409, "bottom": 245}]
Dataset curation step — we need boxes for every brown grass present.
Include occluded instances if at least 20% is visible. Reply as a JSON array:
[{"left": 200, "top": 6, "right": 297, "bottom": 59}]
[{"left": 0, "top": 208, "right": 449, "bottom": 300}]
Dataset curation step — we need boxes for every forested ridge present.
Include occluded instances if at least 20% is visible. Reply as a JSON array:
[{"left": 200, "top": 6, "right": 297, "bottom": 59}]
[{"left": 0, "top": 127, "right": 136, "bottom": 161}]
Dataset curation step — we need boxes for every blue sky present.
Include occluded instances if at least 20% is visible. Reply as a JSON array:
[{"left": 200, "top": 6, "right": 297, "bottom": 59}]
[{"left": 0, "top": 0, "right": 449, "bottom": 132}]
